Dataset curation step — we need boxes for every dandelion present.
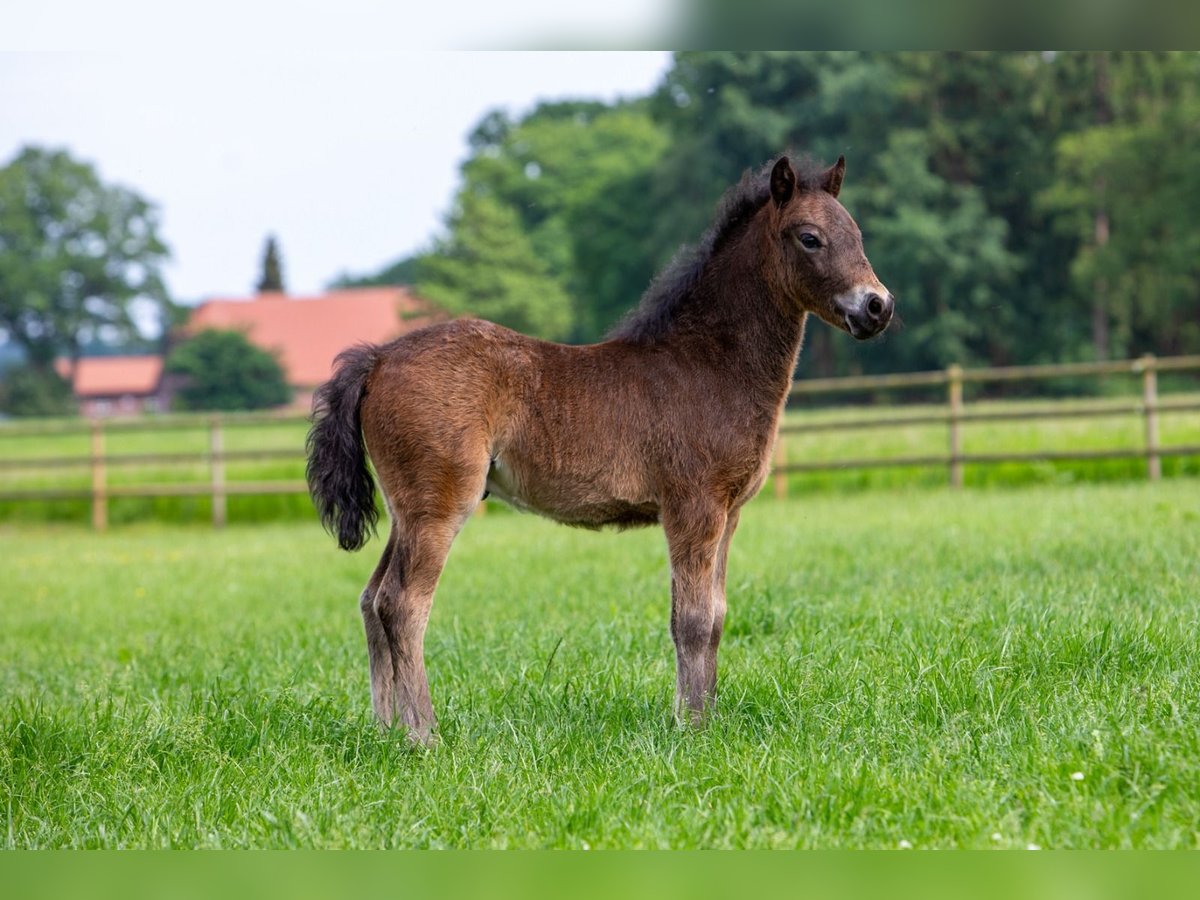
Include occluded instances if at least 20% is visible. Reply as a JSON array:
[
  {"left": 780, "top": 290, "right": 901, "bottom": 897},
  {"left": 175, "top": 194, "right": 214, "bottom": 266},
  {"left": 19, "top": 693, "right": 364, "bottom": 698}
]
[
  {"left": 991, "top": 832, "right": 1003, "bottom": 842},
  {"left": 898, "top": 839, "right": 913, "bottom": 849},
  {"left": 1070, "top": 771, "right": 1085, "bottom": 781},
  {"left": 1027, "top": 843, "right": 1041, "bottom": 850}
]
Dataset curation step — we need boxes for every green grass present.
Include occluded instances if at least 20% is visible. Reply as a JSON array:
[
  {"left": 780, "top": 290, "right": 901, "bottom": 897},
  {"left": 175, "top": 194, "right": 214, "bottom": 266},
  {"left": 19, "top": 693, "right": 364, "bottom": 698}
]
[{"left": 4, "top": 482, "right": 1200, "bottom": 847}]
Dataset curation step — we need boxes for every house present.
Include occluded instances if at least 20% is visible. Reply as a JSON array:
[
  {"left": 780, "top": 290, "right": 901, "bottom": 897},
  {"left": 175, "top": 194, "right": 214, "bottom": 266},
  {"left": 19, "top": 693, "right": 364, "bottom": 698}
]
[
  {"left": 42, "top": 286, "right": 438, "bottom": 416},
  {"left": 185, "top": 286, "right": 441, "bottom": 408},
  {"left": 55, "top": 355, "right": 171, "bottom": 417}
]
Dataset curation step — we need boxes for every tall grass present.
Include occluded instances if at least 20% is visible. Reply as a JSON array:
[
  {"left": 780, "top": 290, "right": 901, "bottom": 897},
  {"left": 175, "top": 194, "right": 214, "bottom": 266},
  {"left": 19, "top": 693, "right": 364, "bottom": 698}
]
[{"left": 3, "top": 482, "right": 1199, "bottom": 847}]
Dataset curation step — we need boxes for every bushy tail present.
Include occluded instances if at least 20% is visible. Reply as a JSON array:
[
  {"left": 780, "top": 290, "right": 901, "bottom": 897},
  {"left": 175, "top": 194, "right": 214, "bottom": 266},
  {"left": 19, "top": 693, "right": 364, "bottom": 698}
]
[{"left": 306, "top": 344, "right": 382, "bottom": 551}]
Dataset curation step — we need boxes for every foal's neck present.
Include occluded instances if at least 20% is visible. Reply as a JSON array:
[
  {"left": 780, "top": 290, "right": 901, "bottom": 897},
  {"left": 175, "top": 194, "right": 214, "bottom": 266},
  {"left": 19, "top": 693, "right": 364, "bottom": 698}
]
[{"left": 668, "top": 232, "right": 807, "bottom": 407}]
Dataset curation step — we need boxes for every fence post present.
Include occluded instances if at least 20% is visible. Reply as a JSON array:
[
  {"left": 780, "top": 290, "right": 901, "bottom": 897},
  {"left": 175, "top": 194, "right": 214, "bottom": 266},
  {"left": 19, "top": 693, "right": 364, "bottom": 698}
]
[
  {"left": 90, "top": 418, "right": 107, "bottom": 531},
  {"left": 773, "top": 434, "right": 789, "bottom": 500},
  {"left": 1141, "top": 354, "right": 1161, "bottom": 481},
  {"left": 210, "top": 417, "right": 227, "bottom": 527},
  {"left": 947, "top": 364, "right": 964, "bottom": 489}
]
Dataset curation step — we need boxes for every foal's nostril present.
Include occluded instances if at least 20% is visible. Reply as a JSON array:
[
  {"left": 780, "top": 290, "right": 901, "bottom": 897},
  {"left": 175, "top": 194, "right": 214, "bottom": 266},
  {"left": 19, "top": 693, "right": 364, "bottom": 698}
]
[{"left": 866, "top": 294, "right": 884, "bottom": 318}]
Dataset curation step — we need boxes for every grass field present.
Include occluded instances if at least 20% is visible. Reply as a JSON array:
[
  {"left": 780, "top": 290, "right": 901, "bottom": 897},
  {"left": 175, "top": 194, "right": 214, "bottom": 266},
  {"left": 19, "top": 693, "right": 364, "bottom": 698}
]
[{"left": 4, "top": 482, "right": 1200, "bottom": 848}]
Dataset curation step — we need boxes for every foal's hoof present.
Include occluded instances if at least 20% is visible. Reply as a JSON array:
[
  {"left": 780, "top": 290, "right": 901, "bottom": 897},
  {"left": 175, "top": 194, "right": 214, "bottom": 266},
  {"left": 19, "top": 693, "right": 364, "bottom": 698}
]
[
  {"left": 390, "top": 718, "right": 437, "bottom": 749},
  {"left": 376, "top": 713, "right": 438, "bottom": 748},
  {"left": 674, "top": 703, "right": 715, "bottom": 729},
  {"left": 403, "top": 724, "right": 438, "bottom": 749}
]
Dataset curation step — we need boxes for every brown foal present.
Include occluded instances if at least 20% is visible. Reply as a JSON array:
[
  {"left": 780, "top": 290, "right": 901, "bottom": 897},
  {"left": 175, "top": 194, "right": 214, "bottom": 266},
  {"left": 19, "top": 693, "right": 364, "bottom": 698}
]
[{"left": 307, "top": 154, "right": 893, "bottom": 742}]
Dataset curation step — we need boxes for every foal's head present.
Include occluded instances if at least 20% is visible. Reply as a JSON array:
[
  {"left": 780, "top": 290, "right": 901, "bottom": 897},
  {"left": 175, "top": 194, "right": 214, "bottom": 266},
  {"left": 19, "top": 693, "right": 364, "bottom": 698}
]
[{"left": 764, "top": 156, "right": 893, "bottom": 340}]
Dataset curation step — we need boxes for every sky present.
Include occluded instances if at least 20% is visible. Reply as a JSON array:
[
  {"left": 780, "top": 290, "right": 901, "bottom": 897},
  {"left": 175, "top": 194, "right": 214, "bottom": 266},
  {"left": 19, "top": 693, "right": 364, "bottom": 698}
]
[{"left": 0, "top": 51, "right": 673, "bottom": 304}]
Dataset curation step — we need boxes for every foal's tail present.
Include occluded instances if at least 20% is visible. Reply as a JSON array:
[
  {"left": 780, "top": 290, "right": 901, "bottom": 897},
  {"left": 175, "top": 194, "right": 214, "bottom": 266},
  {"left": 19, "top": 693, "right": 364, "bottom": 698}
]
[{"left": 306, "top": 344, "right": 382, "bottom": 551}]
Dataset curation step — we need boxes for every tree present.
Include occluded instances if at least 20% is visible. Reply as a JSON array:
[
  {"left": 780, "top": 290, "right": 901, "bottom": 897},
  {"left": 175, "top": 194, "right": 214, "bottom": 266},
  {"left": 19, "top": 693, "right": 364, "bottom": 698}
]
[
  {"left": 646, "top": 52, "right": 857, "bottom": 253},
  {"left": 0, "top": 145, "right": 171, "bottom": 372},
  {"left": 166, "top": 329, "right": 291, "bottom": 411},
  {"left": 256, "top": 234, "right": 285, "bottom": 293},
  {"left": 416, "top": 190, "right": 573, "bottom": 341},
  {"left": 844, "top": 129, "right": 1020, "bottom": 373},
  {"left": 450, "top": 100, "right": 671, "bottom": 340},
  {"left": 0, "top": 364, "right": 74, "bottom": 417},
  {"left": 1041, "top": 52, "right": 1200, "bottom": 360},
  {"left": 645, "top": 52, "right": 1109, "bottom": 373}
]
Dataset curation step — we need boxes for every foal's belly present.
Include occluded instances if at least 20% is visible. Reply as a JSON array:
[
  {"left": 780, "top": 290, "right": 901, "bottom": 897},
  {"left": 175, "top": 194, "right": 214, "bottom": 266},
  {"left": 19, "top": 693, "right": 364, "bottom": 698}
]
[{"left": 483, "top": 456, "right": 660, "bottom": 529}]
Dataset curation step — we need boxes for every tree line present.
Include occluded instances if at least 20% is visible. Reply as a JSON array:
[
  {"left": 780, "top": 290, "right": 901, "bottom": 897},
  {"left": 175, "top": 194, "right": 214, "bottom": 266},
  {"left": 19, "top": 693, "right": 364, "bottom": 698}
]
[
  {"left": 3, "top": 52, "right": 1199, "bottom": 416},
  {"left": 345, "top": 51, "right": 1200, "bottom": 377}
]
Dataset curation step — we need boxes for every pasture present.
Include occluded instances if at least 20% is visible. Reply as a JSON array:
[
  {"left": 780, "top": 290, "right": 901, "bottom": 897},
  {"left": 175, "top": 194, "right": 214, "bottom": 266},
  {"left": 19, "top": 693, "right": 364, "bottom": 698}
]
[{"left": 3, "top": 482, "right": 1199, "bottom": 848}]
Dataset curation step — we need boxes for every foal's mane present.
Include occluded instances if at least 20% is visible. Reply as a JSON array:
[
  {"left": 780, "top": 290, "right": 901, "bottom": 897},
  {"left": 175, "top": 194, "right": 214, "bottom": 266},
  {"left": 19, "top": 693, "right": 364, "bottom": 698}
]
[{"left": 607, "top": 155, "right": 830, "bottom": 344}]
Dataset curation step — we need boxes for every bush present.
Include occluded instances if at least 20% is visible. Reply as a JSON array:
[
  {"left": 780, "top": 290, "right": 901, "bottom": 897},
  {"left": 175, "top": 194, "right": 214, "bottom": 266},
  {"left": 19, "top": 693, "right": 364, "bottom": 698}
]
[
  {"left": 166, "top": 329, "right": 291, "bottom": 411},
  {"left": 0, "top": 364, "right": 76, "bottom": 417}
]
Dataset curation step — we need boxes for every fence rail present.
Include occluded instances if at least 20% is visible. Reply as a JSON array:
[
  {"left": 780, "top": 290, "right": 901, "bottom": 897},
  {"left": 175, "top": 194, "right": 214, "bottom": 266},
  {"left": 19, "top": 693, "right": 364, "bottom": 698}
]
[
  {"left": 3, "top": 354, "right": 1200, "bottom": 528},
  {"left": 773, "top": 352, "right": 1200, "bottom": 497},
  {"left": 0, "top": 413, "right": 309, "bottom": 530}
]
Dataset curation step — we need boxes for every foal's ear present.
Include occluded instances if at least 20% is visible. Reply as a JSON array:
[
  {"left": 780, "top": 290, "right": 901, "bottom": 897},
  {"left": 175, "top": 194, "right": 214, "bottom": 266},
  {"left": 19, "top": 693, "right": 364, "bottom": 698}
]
[
  {"left": 822, "top": 155, "right": 846, "bottom": 198},
  {"left": 770, "top": 156, "right": 796, "bottom": 208}
]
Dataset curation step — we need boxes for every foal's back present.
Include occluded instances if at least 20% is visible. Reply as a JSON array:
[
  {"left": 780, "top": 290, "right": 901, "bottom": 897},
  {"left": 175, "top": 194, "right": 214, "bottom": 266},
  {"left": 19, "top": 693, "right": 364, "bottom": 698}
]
[{"left": 357, "top": 317, "right": 770, "bottom": 529}]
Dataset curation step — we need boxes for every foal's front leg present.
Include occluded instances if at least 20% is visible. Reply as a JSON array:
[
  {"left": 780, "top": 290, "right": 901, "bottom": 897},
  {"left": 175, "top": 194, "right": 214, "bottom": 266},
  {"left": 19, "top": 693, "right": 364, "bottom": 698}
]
[
  {"left": 663, "top": 503, "right": 728, "bottom": 725},
  {"left": 709, "top": 508, "right": 740, "bottom": 698}
]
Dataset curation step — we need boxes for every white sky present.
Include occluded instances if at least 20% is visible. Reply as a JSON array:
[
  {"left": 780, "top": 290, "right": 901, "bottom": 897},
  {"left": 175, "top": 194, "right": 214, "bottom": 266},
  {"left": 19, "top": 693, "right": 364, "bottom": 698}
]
[{"left": 0, "top": 50, "right": 673, "bottom": 303}]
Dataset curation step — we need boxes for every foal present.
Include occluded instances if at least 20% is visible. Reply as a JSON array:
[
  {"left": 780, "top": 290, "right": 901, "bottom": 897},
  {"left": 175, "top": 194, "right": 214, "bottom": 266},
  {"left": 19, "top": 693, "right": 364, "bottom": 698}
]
[{"left": 307, "top": 155, "right": 893, "bottom": 742}]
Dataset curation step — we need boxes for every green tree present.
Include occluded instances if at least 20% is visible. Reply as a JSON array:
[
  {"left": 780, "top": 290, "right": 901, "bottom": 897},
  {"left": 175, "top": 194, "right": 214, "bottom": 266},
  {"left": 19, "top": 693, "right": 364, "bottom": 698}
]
[
  {"left": 880, "top": 52, "right": 1080, "bottom": 366},
  {"left": 416, "top": 190, "right": 573, "bottom": 341},
  {"left": 353, "top": 103, "right": 664, "bottom": 339},
  {"left": 846, "top": 129, "right": 1020, "bottom": 373},
  {"left": 647, "top": 52, "right": 1029, "bottom": 373},
  {"left": 1041, "top": 52, "right": 1200, "bottom": 360},
  {"left": 456, "top": 100, "right": 671, "bottom": 340},
  {"left": 0, "top": 146, "right": 171, "bottom": 372},
  {"left": 166, "top": 329, "right": 291, "bottom": 411},
  {"left": 0, "top": 364, "right": 74, "bottom": 417},
  {"left": 256, "top": 234, "right": 285, "bottom": 293},
  {"left": 646, "top": 52, "right": 863, "bottom": 252}
]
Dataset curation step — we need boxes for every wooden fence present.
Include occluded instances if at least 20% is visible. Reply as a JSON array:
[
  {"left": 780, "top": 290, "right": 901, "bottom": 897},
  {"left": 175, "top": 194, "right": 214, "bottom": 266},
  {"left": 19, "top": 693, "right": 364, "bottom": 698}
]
[
  {"left": 772, "top": 353, "right": 1200, "bottom": 497},
  {"left": 0, "top": 411, "right": 308, "bottom": 530},
  {"left": 2, "top": 354, "right": 1199, "bottom": 529}
]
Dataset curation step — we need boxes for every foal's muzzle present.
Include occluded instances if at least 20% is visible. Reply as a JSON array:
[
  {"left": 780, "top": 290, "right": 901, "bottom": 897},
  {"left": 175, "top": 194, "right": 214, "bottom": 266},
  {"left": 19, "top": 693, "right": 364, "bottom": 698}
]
[{"left": 840, "top": 289, "right": 894, "bottom": 340}]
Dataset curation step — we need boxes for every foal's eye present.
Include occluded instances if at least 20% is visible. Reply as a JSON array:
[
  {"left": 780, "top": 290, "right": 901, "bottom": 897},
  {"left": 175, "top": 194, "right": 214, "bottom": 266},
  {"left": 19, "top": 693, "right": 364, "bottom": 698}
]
[{"left": 797, "top": 232, "right": 822, "bottom": 250}]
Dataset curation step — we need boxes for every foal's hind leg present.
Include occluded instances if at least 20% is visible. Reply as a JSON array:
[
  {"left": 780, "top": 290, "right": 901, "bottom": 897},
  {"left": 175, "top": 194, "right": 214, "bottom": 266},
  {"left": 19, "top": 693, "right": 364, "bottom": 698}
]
[
  {"left": 376, "top": 522, "right": 454, "bottom": 743},
  {"left": 708, "top": 508, "right": 741, "bottom": 702},
  {"left": 373, "top": 470, "right": 486, "bottom": 743},
  {"left": 663, "top": 500, "right": 728, "bottom": 726},
  {"left": 360, "top": 523, "right": 399, "bottom": 725}
]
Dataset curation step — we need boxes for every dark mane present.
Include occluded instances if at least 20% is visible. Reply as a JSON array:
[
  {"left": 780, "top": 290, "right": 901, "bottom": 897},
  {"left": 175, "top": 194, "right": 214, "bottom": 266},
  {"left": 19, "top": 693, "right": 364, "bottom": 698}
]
[{"left": 608, "top": 155, "right": 831, "bottom": 344}]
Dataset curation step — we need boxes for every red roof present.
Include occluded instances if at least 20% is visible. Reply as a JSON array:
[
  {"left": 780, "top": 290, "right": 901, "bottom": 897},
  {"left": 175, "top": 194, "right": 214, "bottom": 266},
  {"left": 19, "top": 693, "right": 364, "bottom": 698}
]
[
  {"left": 55, "top": 356, "right": 164, "bottom": 397},
  {"left": 186, "top": 287, "right": 438, "bottom": 388}
]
